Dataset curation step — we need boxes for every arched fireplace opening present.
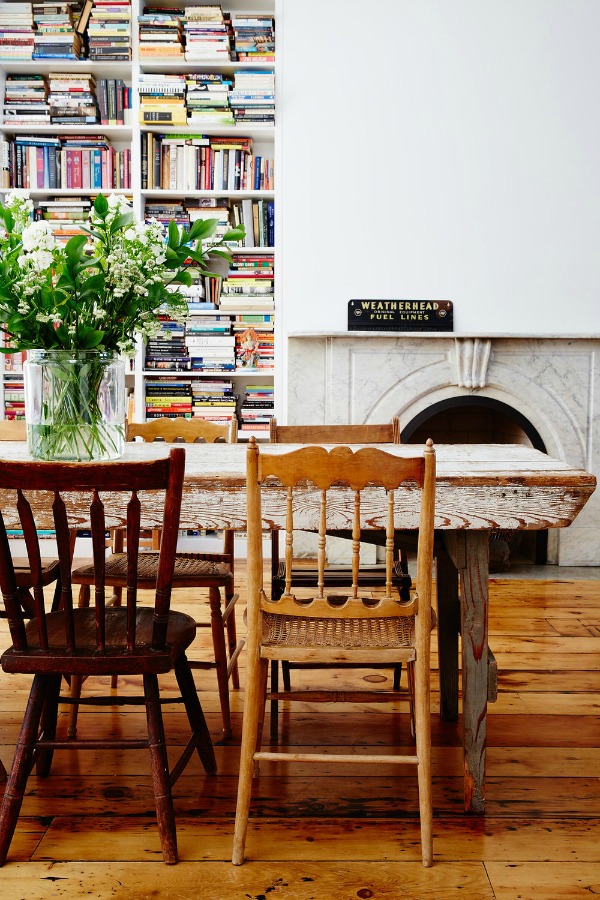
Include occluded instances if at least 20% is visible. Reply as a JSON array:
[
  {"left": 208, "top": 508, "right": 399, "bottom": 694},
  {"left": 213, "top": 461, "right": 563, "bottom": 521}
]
[{"left": 401, "top": 397, "right": 548, "bottom": 567}]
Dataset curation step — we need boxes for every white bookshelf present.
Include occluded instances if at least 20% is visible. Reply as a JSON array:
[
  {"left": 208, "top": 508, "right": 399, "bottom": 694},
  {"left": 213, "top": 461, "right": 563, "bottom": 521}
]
[{"left": 0, "top": 0, "right": 277, "bottom": 434}]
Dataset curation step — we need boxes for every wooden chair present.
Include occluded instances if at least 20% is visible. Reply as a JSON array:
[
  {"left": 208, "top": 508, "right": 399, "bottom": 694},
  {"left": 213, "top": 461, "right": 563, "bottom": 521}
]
[
  {"left": 70, "top": 416, "right": 243, "bottom": 740},
  {"left": 0, "top": 448, "right": 216, "bottom": 866},
  {"left": 0, "top": 420, "right": 62, "bottom": 782},
  {"left": 268, "top": 418, "right": 412, "bottom": 732},
  {"left": 232, "top": 438, "right": 436, "bottom": 867}
]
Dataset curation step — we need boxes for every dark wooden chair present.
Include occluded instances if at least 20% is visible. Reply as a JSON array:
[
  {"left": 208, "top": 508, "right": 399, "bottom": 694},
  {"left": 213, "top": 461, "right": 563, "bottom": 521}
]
[
  {"left": 268, "top": 418, "right": 412, "bottom": 734},
  {"left": 0, "top": 447, "right": 216, "bottom": 866},
  {"left": 70, "top": 416, "right": 243, "bottom": 740},
  {"left": 232, "top": 438, "right": 436, "bottom": 867}
]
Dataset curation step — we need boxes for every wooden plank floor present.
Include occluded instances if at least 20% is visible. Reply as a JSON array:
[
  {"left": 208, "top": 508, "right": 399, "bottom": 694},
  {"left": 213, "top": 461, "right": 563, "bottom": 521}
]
[{"left": 0, "top": 568, "right": 599, "bottom": 899}]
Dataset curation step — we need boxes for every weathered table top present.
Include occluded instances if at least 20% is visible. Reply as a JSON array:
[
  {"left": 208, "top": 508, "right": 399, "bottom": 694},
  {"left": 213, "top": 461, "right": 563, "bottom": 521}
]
[{"left": 0, "top": 441, "right": 595, "bottom": 533}]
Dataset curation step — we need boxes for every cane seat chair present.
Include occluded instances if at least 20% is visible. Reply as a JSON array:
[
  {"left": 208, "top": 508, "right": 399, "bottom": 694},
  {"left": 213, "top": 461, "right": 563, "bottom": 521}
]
[
  {"left": 70, "top": 416, "right": 242, "bottom": 740},
  {"left": 0, "top": 448, "right": 216, "bottom": 866},
  {"left": 268, "top": 418, "right": 413, "bottom": 731},
  {"left": 232, "top": 438, "right": 436, "bottom": 867}
]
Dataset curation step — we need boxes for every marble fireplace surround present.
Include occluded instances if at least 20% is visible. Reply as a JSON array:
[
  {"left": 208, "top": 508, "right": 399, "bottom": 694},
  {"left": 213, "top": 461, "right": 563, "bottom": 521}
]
[{"left": 287, "top": 333, "right": 600, "bottom": 566}]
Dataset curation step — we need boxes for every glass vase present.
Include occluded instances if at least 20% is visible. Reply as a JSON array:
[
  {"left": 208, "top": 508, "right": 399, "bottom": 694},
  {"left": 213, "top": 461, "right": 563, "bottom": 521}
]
[{"left": 24, "top": 349, "right": 126, "bottom": 461}]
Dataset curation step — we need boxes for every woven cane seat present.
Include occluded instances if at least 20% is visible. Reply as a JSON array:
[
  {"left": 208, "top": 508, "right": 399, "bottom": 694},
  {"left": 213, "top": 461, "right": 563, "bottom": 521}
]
[
  {"left": 73, "top": 551, "right": 232, "bottom": 584},
  {"left": 262, "top": 611, "right": 416, "bottom": 649}
]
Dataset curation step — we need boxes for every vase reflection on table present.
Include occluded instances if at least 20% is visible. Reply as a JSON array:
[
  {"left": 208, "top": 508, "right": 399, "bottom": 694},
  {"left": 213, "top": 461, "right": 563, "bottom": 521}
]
[{"left": 24, "top": 349, "right": 125, "bottom": 462}]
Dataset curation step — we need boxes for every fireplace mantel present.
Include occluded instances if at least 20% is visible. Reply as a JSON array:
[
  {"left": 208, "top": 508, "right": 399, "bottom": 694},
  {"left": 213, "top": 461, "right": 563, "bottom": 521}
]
[{"left": 287, "top": 333, "right": 599, "bottom": 566}]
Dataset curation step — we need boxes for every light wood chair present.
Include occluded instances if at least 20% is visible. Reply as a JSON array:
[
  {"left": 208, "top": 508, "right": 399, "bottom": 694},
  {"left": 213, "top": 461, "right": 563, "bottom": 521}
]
[
  {"left": 0, "top": 448, "right": 216, "bottom": 866},
  {"left": 232, "top": 438, "right": 436, "bottom": 867},
  {"left": 70, "top": 416, "right": 243, "bottom": 740},
  {"left": 268, "top": 418, "right": 412, "bottom": 733}
]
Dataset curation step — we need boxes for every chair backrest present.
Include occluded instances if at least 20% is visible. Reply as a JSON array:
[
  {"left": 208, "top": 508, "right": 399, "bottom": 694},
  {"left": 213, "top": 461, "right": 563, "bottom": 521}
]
[
  {"left": 128, "top": 416, "right": 237, "bottom": 444},
  {"left": 0, "top": 420, "right": 26, "bottom": 441},
  {"left": 269, "top": 417, "right": 400, "bottom": 445},
  {"left": 246, "top": 438, "right": 435, "bottom": 625},
  {"left": 0, "top": 448, "right": 185, "bottom": 656}
]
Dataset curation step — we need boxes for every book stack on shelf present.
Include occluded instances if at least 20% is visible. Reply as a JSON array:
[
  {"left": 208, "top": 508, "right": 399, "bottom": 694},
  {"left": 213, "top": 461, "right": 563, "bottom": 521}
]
[
  {"left": 3, "top": 74, "right": 49, "bottom": 125},
  {"left": 48, "top": 71, "right": 98, "bottom": 125},
  {"left": 238, "top": 382, "right": 274, "bottom": 433},
  {"left": 144, "top": 199, "right": 190, "bottom": 228},
  {"left": 87, "top": 0, "right": 131, "bottom": 61},
  {"left": 230, "top": 196, "right": 273, "bottom": 247},
  {"left": 183, "top": 4, "right": 230, "bottom": 63},
  {"left": 145, "top": 376, "right": 192, "bottom": 419},
  {"left": 141, "top": 132, "right": 265, "bottom": 192},
  {"left": 3, "top": 373, "right": 25, "bottom": 419},
  {"left": 187, "top": 325, "right": 236, "bottom": 374},
  {"left": 185, "top": 72, "right": 234, "bottom": 127},
  {"left": 5, "top": 132, "right": 131, "bottom": 189},
  {"left": 33, "top": 195, "right": 92, "bottom": 243},
  {"left": 231, "top": 11, "right": 274, "bottom": 62},
  {"left": 137, "top": 6, "right": 184, "bottom": 59},
  {"left": 0, "top": 2, "right": 35, "bottom": 61},
  {"left": 96, "top": 77, "right": 130, "bottom": 125},
  {"left": 187, "top": 197, "right": 231, "bottom": 242},
  {"left": 145, "top": 316, "right": 190, "bottom": 372},
  {"left": 230, "top": 68, "right": 274, "bottom": 125},
  {"left": 219, "top": 251, "right": 274, "bottom": 312},
  {"left": 32, "top": 0, "right": 83, "bottom": 60},
  {"left": 138, "top": 73, "right": 187, "bottom": 126},
  {"left": 191, "top": 377, "right": 236, "bottom": 423}
]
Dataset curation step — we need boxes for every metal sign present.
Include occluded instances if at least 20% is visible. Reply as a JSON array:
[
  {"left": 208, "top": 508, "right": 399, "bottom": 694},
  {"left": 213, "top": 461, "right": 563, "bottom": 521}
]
[{"left": 348, "top": 299, "right": 453, "bottom": 332}]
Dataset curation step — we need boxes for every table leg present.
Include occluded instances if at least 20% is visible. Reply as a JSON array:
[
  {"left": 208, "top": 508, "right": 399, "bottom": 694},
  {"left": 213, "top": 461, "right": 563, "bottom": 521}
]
[
  {"left": 436, "top": 544, "right": 460, "bottom": 722},
  {"left": 443, "top": 530, "right": 490, "bottom": 814}
]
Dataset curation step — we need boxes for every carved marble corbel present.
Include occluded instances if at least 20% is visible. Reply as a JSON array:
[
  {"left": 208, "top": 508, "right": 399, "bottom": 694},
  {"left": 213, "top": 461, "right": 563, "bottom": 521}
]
[{"left": 454, "top": 337, "right": 492, "bottom": 389}]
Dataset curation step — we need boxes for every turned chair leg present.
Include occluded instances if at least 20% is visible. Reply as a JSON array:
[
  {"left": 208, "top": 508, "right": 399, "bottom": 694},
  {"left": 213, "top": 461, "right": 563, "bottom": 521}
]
[
  {"left": 0, "top": 674, "right": 48, "bottom": 866},
  {"left": 143, "top": 673, "right": 178, "bottom": 865},
  {"left": 208, "top": 586, "right": 232, "bottom": 740}
]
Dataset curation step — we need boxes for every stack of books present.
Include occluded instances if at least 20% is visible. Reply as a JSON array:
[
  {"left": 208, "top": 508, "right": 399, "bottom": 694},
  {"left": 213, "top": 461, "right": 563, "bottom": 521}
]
[
  {"left": 96, "top": 78, "right": 129, "bottom": 125},
  {"left": 145, "top": 377, "right": 192, "bottom": 419},
  {"left": 230, "top": 68, "right": 274, "bottom": 125},
  {"left": 87, "top": 0, "right": 131, "bottom": 61},
  {"left": 183, "top": 4, "right": 230, "bottom": 62},
  {"left": 5, "top": 132, "right": 130, "bottom": 189},
  {"left": 230, "top": 197, "right": 274, "bottom": 247},
  {"left": 185, "top": 72, "right": 234, "bottom": 127},
  {"left": 187, "top": 329, "right": 236, "bottom": 373},
  {"left": 187, "top": 197, "right": 233, "bottom": 244},
  {"left": 137, "top": 6, "right": 183, "bottom": 58},
  {"left": 3, "top": 74, "right": 50, "bottom": 125},
  {"left": 191, "top": 378, "right": 237, "bottom": 424},
  {"left": 231, "top": 12, "right": 274, "bottom": 62},
  {"left": 0, "top": 2, "right": 35, "bottom": 60},
  {"left": 238, "top": 383, "right": 274, "bottom": 433},
  {"left": 145, "top": 317, "right": 190, "bottom": 371},
  {"left": 138, "top": 73, "right": 187, "bottom": 126},
  {"left": 47, "top": 71, "right": 98, "bottom": 125},
  {"left": 32, "top": 0, "right": 83, "bottom": 59},
  {"left": 219, "top": 252, "right": 274, "bottom": 312},
  {"left": 144, "top": 200, "right": 190, "bottom": 229},
  {"left": 34, "top": 196, "right": 92, "bottom": 244},
  {"left": 3, "top": 373, "right": 25, "bottom": 420}
]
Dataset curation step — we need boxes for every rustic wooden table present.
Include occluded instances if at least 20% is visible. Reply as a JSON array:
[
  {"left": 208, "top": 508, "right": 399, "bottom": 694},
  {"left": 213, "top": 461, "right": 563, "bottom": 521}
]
[{"left": 0, "top": 440, "right": 595, "bottom": 814}]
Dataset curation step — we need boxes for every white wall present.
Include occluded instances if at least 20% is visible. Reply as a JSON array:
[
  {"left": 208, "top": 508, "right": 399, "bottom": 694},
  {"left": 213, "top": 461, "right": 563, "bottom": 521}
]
[{"left": 278, "top": 0, "right": 600, "bottom": 345}]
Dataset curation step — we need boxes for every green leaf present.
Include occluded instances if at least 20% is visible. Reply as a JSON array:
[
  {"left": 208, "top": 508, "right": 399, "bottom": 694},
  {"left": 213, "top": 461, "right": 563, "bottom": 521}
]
[
  {"left": 77, "top": 328, "right": 105, "bottom": 348},
  {"left": 222, "top": 225, "right": 246, "bottom": 242},
  {"left": 110, "top": 210, "right": 134, "bottom": 233},
  {"left": 167, "top": 220, "right": 180, "bottom": 249},
  {"left": 65, "top": 234, "right": 88, "bottom": 264},
  {"left": 93, "top": 194, "right": 109, "bottom": 217},
  {"left": 187, "top": 217, "right": 218, "bottom": 241},
  {"left": 172, "top": 269, "right": 192, "bottom": 286}
]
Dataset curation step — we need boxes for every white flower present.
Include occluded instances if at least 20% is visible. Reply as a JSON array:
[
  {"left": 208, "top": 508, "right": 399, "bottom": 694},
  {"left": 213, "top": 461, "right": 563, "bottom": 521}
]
[
  {"left": 28, "top": 249, "right": 54, "bottom": 271},
  {"left": 21, "top": 221, "right": 55, "bottom": 254}
]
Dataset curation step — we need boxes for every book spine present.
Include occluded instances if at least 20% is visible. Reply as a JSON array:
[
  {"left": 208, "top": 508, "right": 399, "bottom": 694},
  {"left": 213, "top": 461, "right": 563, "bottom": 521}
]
[{"left": 107, "top": 79, "right": 116, "bottom": 126}]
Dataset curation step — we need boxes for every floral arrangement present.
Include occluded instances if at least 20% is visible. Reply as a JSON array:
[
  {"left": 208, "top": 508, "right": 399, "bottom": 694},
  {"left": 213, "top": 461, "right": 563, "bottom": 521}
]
[
  {"left": 0, "top": 190, "right": 243, "bottom": 356},
  {"left": 0, "top": 190, "right": 244, "bottom": 460}
]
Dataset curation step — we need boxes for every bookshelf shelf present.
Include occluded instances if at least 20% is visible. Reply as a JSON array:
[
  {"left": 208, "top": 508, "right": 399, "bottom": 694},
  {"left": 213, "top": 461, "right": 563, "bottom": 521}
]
[{"left": 0, "top": 0, "right": 277, "bottom": 433}]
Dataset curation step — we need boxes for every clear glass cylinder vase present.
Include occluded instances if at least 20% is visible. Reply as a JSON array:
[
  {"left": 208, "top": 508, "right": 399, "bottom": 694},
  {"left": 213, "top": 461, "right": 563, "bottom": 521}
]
[{"left": 24, "top": 349, "right": 126, "bottom": 461}]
